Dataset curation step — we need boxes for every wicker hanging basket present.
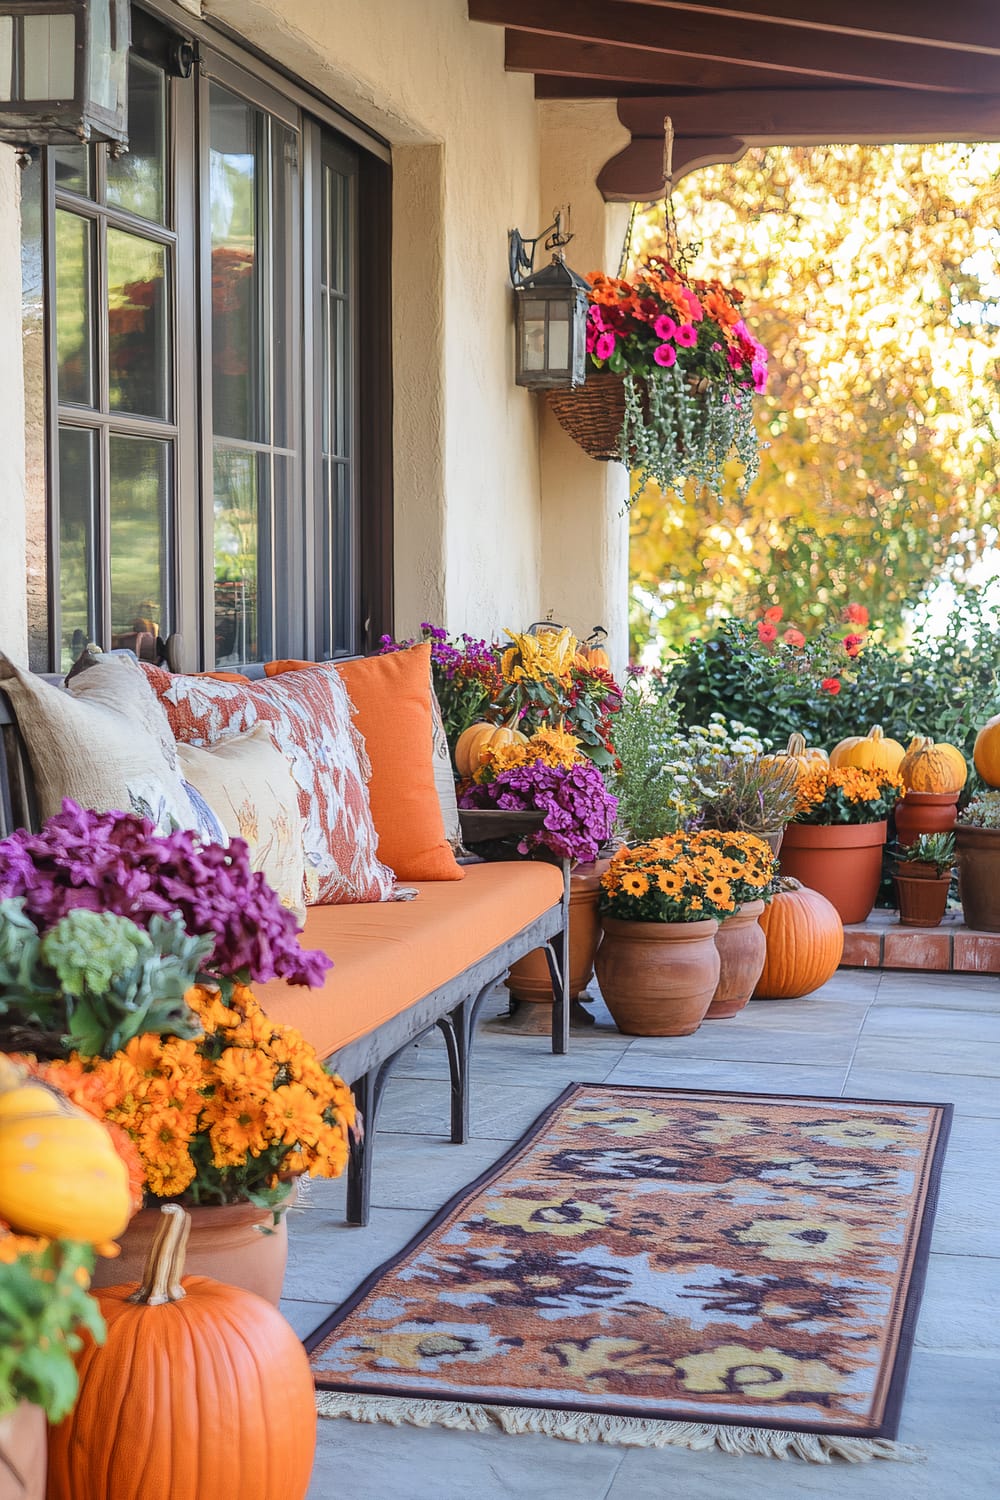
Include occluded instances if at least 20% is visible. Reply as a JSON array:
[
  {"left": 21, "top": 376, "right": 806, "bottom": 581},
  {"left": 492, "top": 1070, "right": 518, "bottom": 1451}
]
[{"left": 546, "top": 371, "right": 710, "bottom": 464}]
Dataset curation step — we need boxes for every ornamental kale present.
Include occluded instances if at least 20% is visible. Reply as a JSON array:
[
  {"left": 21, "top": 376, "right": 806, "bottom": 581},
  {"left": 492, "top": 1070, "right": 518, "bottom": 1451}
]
[
  {"left": 0, "top": 800, "right": 331, "bottom": 990},
  {"left": 460, "top": 758, "right": 617, "bottom": 865}
]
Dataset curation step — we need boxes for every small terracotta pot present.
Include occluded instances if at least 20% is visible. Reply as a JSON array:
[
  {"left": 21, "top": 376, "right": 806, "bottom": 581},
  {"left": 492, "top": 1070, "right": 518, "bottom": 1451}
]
[
  {"left": 90, "top": 1195, "right": 292, "bottom": 1305},
  {"left": 759, "top": 829, "right": 785, "bottom": 858},
  {"left": 894, "top": 872, "right": 951, "bottom": 927},
  {"left": 955, "top": 825, "right": 1000, "bottom": 932},
  {"left": 506, "top": 860, "right": 610, "bottom": 1017},
  {"left": 595, "top": 916, "right": 720, "bottom": 1036},
  {"left": 778, "top": 820, "right": 887, "bottom": 925},
  {"left": 706, "top": 899, "right": 767, "bottom": 1019},
  {"left": 895, "top": 790, "right": 959, "bottom": 846},
  {"left": 0, "top": 1402, "right": 46, "bottom": 1500}
]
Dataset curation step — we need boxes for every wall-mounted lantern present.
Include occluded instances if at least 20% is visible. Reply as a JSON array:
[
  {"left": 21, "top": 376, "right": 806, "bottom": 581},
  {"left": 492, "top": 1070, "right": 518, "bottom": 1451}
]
[
  {"left": 509, "top": 208, "right": 589, "bottom": 390},
  {"left": 0, "top": 0, "right": 130, "bottom": 149}
]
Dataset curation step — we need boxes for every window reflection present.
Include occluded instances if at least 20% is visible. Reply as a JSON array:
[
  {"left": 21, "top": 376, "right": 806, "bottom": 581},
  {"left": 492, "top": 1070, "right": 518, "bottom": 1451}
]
[
  {"left": 214, "top": 446, "right": 260, "bottom": 663},
  {"left": 110, "top": 436, "right": 169, "bottom": 659},
  {"left": 108, "top": 228, "right": 169, "bottom": 418},
  {"left": 58, "top": 428, "right": 97, "bottom": 671},
  {"left": 55, "top": 211, "right": 94, "bottom": 407},
  {"left": 107, "top": 58, "right": 166, "bottom": 225}
]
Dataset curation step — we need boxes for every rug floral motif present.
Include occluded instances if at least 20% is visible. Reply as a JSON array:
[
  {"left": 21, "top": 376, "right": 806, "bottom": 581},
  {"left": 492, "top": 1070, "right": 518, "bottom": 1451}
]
[{"left": 310, "top": 1084, "right": 950, "bottom": 1449}]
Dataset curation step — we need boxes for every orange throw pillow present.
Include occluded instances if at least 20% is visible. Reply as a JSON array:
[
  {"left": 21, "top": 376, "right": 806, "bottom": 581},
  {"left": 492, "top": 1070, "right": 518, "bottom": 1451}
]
[{"left": 266, "top": 646, "right": 463, "bottom": 882}]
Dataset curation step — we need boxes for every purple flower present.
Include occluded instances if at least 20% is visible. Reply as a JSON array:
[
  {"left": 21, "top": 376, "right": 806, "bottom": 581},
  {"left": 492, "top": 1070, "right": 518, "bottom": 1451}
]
[
  {"left": 0, "top": 802, "right": 331, "bottom": 988},
  {"left": 460, "top": 762, "right": 617, "bottom": 865}
]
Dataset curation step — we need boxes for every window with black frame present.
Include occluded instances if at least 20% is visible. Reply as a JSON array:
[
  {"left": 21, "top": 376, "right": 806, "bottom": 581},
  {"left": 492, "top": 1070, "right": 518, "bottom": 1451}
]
[{"left": 21, "top": 5, "right": 391, "bottom": 674}]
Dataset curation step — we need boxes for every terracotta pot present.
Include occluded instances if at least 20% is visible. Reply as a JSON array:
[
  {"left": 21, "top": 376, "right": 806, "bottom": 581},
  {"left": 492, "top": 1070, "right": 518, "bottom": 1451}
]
[
  {"left": 895, "top": 790, "right": 959, "bottom": 847},
  {"left": 778, "top": 821, "right": 887, "bottom": 925},
  {"left": 90, "top": 1195, "right": 292, "bottom": 1305},
  {"left": 706, "top": 899, "right": 767, "bottom": 1019},
  {"left": 955, "top": 826, "right": 1000, "bottom": 932},
  {"left": 0, "top": 1402, "right": 46, "bottom": 1500},
  {"left": 894, "top": 872, "right": 951, "bottom": 927},
  {"left": 759, "top": 828, "right": 785, "bottom": 858},
  {"left": 505, "top": 860, "right": 609, "bottom": 1017},
  {"left": 595, "top": 916, "right": 720, "bottom": 1036}
]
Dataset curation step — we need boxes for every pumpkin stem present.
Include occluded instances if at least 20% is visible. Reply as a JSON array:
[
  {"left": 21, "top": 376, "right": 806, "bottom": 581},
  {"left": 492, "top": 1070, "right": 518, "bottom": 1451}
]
[
  {"left": 869, "top": 725, "right": 884, "bottom": 741},
  {"left": 785, "top": 733, "right": 806, "bottom": 756},
  {"left": 129, "top": 1204, "right": 190, "bottom": 1306}
]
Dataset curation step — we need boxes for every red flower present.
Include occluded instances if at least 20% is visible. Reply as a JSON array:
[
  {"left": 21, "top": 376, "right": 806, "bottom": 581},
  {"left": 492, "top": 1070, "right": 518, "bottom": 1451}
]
[
  {"left": 843, "top": 633, "right": 864, "bottom": 658},
  {"left": 757, "top": 622, "right": 778, "bottom": 645},
  {"left": 763, "top": 605, "right": 784, "bottom": 624},
  {"left": 783, "top": 627, "right": 806, "bottom": 648},
  {"left": 842, "top": 603, "right": 869, "bottom": 627},
  {"left": 821, "top": 677, "right": 842, "bottom": 695}
]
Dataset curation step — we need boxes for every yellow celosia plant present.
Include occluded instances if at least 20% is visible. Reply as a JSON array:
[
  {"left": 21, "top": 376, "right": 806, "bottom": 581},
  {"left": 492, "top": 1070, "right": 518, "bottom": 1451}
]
[{"left": 500, "top": 626, "right": 579, "bottom": 686}]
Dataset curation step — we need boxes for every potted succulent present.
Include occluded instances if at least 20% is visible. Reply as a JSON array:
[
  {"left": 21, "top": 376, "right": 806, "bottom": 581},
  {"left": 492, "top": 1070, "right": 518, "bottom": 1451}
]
[
  {"left": 892, "top": 833, "right": 955, "bottom": 928},
  {"left": 546, "top": 256, "right": 767, "bottom": 500},
  {"left": 955, "top": 792, "right": 1000, "bottom": 932},
  {"left": 595, "top": 832, "right": 744, "bottom": 1036},
  {"left": 779, "top": 764, "right": 904, "bottom": 924}
]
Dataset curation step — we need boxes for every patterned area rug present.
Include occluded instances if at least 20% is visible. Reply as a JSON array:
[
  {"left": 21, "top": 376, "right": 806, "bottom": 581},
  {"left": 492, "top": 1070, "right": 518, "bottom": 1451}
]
[{"left": 310, "top": 1084, "right": 951, "bottom": 1463}]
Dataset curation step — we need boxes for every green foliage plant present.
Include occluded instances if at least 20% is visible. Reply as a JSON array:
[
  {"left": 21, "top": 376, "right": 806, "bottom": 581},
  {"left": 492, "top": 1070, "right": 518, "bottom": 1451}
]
[
  {"left": 609, "top": 676, "right": 687, "bottom": 840},
  {"left": 0, "top": 1237, "right": 105, "bottom": 1422},
  {"left": 957, "top": 791, "right": 1000, "bottom": 830},
  {"left": 893, "top": 832, "right": 956, "bottom": 875},
  {"left": 0, "top": 900, "right": 209, "bottom": 1058}
]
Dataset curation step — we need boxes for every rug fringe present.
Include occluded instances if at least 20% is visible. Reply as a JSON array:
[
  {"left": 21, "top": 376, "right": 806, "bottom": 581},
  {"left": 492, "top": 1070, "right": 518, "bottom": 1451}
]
[{"left": 315, "top": 1393, "right": 923, "bottom": 1465}]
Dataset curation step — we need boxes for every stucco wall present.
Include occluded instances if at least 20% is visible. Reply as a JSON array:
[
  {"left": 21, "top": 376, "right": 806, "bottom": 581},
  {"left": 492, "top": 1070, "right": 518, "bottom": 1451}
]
[{"left": 0, "top": 148, "right": 27, "bottom": 663}]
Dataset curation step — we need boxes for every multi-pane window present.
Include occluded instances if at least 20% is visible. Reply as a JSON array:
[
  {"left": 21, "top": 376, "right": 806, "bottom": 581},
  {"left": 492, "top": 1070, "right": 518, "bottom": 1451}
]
[{"left": 22, "top": 6, "right": 390, "bottom": 674}]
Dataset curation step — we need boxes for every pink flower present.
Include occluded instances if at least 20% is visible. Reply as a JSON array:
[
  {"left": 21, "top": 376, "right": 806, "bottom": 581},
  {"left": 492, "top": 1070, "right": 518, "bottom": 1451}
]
[
  {"left": 757, "top": 622, "right": 778, "bottom": 645},
  {"left": 653, "top": 314, "right": 677, "bottom": 340},
  {"left": 783, "top": 627, "right": 806, "bottom": 648},
  {"left": 726, "top": 345, "right": 743, "bottom": 371},
  {"left": 653, "top": 343, "right": 677, "bottom": 367},
  {"left": 763, "top": 605, "right": 783, "bottom": 624},
  {"left": 681, "top": 287, "right": 704, "bottom": 321},
  {"left": 751, "top": 357, "right": 768, "bottom": 394},
  {"left": 675, "top": 323, "right": 698, "bottom": 348},
  {"left": 821, "top": 677, "right": 842, "bottom": 695},
  {"left": 594, "top": 331, "right": 616, "bottom": 362}
]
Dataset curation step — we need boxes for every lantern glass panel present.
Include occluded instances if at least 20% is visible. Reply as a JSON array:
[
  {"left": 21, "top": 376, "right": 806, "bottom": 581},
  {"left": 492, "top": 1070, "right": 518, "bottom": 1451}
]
[
  {"left": 521, "top": 297, "right": 546, "bottom": 371},
  {"left": 23, "top": 13, "right": 76, "bottom": 100},
  {"left": 547, "top": 301, "right": 570, "bottom": 371},
  {"left": 88, "top": 0, "right": 117, "bottom": 113},
  {"left": 0, "top": 17, "right": 13, "bottom": 103},
  {"left": 107, "top": 58, "right": 166, "bottom": 223}
]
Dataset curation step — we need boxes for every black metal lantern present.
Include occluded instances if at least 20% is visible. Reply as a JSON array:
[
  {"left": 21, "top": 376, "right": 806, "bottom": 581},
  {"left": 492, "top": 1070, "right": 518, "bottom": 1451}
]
[
  {"left": 510, "top": 209, "right": 589, "bottom": 390},
  {"left": 0, "top": 0, "right": 130, "bottom": 149}
]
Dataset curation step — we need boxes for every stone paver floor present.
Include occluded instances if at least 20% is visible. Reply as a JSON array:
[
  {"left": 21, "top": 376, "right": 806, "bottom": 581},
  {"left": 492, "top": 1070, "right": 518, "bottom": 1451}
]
[{"left": 284, "top": 967, "right": 1000, "bottom": 1500}]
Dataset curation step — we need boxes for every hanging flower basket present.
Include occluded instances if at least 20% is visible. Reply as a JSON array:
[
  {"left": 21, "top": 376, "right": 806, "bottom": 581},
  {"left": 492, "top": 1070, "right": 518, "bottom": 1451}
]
[{"left": 552, "top": 256, "right": 767, "bottom": 501}]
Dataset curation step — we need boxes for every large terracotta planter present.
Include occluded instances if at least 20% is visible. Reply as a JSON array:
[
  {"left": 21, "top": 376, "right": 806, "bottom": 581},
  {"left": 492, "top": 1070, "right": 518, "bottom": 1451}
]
[
  {"left": 706, "top": 899, "right": 767, "bottom": 1019},
  {"left": 90, "top": 1196, "right": 291, "bottom": 1305},
  {"left": 595, "top": 916, "right": 720, "bottom": 1036},
  {"left": 503, "top": 858, "right": 605, "bottom": 1032},
  {"left": 955, "top": 826, "right": 1000, "bottom": 932},
  {"left": 0, "top": 1402, "right": 46, "bottom": 1499},
  {"left": 894, "top": 871, "right": 951, "bottom": 927},
  {"left": 895, "top": 790, "right": 959, "bottom": 847},
  {"left": 778, "top": 820, "right": 887, "bottom": 925}
]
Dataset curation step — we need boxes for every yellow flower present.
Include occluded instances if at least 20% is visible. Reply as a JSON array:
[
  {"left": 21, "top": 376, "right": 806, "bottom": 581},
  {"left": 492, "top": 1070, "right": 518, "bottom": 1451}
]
[{"left": 621, "top": 871, "right": 650, "bottom": 897}]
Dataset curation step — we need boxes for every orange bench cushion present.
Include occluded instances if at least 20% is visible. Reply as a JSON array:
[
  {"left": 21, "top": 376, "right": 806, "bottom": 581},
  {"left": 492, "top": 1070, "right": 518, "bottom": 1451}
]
[{"left": 255, "top": 861, "right": 564, "bottom": 1059}]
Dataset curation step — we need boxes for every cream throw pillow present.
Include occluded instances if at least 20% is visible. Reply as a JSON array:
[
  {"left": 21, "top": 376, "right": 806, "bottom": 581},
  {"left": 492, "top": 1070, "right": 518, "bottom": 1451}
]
[
  {"left": 176, "top": 728, "right": 312, "bottom": 923},
  {"left": 429, "top": 685, "right": 463, "bottom": 851},
  {"left": 0, "top": 652, "right": 197, "bottom": 829}
]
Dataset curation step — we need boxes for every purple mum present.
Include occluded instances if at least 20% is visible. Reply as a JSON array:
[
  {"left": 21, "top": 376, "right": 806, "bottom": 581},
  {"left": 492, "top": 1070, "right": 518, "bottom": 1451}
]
[
  {"left": 460, "top": 760, "right": 617, "bottom": 864},
  {"left": 0, "top": 801, "right": 331, "bottom": 988}
]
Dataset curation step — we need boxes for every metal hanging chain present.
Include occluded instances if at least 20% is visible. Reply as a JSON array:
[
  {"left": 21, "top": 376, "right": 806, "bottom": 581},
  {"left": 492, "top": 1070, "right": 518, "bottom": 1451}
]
[{"left": 619, "top": 117, "right": 701, "bottom": 276}]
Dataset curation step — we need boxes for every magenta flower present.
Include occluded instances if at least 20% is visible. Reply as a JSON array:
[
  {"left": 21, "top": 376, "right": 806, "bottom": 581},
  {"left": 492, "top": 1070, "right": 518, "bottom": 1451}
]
[
  {"left": 653, "top": 314, "right": 677, "bottom": 340},
  {"left": 594, "top": 331, "right": 617, "bottom": 362},
  {"left": 675, "top": 323, "right": 698, "bottom": 348},
  {"left": 653, "top": 343, "right": 677, "bottom": 368},
  {"left": 680, "top": 287, "right": 704, "bottom": 322}
]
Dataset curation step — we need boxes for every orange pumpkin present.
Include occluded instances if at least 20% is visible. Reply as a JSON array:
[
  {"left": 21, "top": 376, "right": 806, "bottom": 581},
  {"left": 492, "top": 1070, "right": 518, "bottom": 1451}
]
[
  {"left": 47, "top": 1206, "right": 317, "bottom": 1500},
  {"left": 829, "top": 724, "right": 905, "bottom": 776},
  {"left": 973, "top": 713, "right": 1000, "bottom": 787},
  {"left": 762, "top": 732, "right": 828, "bottom": 782},
  {"left": 898, "top": 735, "right": 967, "bottom": 794},
  {"left": 454, "top": 720, "right": 528, "bottom": 779},
  {"left": 752, "top": 878, "right": 844, "bottom": 999},
  {"left": 576, "top": 645, "right": 611, "bottom": 672}
]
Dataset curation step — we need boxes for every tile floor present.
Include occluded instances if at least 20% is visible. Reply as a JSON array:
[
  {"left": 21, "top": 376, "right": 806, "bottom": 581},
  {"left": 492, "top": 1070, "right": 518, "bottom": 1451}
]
[{"left": 284, "top": 967, "right": 1000, "bottom": 1500}]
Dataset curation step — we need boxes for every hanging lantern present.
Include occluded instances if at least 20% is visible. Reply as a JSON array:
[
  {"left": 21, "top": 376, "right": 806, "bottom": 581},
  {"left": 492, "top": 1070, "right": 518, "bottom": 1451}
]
[
  {"left": 510, "top": 209, "right": 588, "bottom": 390},
  {"left": 0, "top": 0, "right": 130, "bottom": 149}
]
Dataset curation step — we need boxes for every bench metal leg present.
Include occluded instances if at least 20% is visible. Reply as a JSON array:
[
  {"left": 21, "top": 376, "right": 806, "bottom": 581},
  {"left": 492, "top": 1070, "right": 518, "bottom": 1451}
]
[
  {"left": 435, "top": 1013, "right": 465, "bottom": 1145},
  {"left": 544, "top": 859, "right": 573, "bottom": 1056},
  {"left": 346, "top": 1061, "right": 394, "bottom": 1228}
]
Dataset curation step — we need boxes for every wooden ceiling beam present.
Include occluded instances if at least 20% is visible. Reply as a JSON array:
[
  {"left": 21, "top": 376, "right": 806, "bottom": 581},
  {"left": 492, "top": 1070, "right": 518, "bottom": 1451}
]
[
  {"left": 480, "top": 0, "right": 994, "bottom": 91},
  {"left": 616, "top": 87, "right": 1000, "bottom": 137},
  {"left": 611, "top": 1, "right": 1000, "bottom": 56},
  {"left": 532, "top": 69, "right": 789, "bottom": 97}
]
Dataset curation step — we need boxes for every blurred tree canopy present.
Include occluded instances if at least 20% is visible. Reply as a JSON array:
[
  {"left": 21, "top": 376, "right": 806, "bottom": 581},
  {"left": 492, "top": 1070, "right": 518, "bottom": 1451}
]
[{"left": 629, "top": 144, "right": 1000, "bottom": 655}]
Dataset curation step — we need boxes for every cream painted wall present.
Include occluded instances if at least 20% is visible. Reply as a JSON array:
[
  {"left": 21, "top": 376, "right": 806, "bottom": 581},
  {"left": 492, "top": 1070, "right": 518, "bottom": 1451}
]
[
  {"left": 0, "top": 148, "right": 27, "bottom": 663},
  {"left": 537, "top": 102, "right": 632, "bottom": 672},
  {"left": 205, "top": 0, "right": 545, "bottom": 643}
]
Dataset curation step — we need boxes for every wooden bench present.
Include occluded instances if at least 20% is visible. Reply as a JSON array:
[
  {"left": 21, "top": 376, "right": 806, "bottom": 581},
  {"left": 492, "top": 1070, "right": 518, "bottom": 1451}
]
[{"left": 0, "top": 685, "right": 571, "bottom": 1226}]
